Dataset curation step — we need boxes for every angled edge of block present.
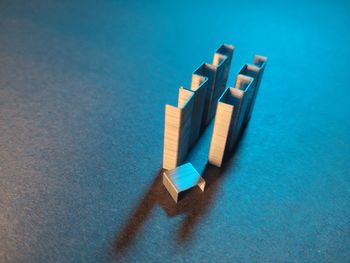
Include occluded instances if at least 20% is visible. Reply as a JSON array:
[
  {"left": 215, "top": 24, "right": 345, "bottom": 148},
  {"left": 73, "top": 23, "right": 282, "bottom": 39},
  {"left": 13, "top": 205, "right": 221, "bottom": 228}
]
[
  {"left": 253, "top": 55, "right": 268, "bottom": 69},
  {"left": 197, "top": 176, "right": 206, "bottom": 191},
  {"left": 163, "top": 169, "right": 180, "bottom": 203}
]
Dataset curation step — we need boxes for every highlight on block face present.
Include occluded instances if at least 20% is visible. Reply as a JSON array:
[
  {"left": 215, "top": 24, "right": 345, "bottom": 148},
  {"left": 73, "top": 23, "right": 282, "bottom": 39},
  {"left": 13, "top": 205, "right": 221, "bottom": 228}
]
[{"left": 163, "top": 163, "right": 206, "bottom": 203}]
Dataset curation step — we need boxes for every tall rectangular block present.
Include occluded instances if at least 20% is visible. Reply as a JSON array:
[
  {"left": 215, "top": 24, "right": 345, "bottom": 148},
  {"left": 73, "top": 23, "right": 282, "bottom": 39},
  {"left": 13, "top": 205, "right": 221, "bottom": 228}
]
[
  {"left": 163, "top": 89, "right": 194, "bottom": 170},
  {"left": 239, "top": 55, "right": 268, "bottom": 125},
  {"left": 205, "top": 44, "right": 235, "bottom": 125},
  {"left": 208, "top": 75, "right": 254, "bottom": 167}
]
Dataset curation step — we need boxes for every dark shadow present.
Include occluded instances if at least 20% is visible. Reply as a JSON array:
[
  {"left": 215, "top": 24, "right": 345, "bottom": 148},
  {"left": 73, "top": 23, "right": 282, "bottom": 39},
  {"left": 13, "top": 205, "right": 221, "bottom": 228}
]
[
  {"left": 114, "top": 169, "right": 165, "bottom": 252},
  {"left": 174, "top": 128, "right": 248, "bottom": 242},
  {"left": 113, "top": 124, "right": 248, "bottom": 255}
]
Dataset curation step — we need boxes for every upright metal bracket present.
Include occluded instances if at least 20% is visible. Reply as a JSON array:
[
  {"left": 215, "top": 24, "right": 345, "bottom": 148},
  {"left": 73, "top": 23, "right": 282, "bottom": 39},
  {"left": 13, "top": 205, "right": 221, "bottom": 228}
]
[
  {"left": 162, "top": 44, "right": 234, "bottom": 170},
  {"left": 208, "top": 55, "right": 268, "bottom": 167},
  {"left": 208, "top": 75, "right": 254, "bottom": 167}
]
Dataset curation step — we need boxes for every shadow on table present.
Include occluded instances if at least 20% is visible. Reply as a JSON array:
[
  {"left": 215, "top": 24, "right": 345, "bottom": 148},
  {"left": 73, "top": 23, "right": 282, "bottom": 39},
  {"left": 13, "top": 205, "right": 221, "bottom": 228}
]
[{"left": 113, "top": 126, "right": 247, "bottom": 255}]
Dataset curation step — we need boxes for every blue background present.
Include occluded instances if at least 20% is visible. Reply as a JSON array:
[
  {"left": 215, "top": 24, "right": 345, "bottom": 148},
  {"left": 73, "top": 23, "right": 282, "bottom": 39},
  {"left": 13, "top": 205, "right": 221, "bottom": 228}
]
[{"left": 0, "top": 0, "right": 349, "bottom": 262}]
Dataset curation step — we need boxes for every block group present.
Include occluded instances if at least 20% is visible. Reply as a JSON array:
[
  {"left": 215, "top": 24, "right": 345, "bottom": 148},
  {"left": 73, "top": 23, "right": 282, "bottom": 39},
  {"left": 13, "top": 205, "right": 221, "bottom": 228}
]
[
  {"left": 162, "top": 44, "right": 267, "bottom": 203},
  {"left": 163, "top": 44, "right": 234, "bottom": 170}
]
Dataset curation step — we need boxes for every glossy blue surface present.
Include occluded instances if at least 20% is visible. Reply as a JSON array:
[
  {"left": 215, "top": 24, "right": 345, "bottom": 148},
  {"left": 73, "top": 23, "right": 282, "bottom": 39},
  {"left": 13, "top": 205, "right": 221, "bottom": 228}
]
[
  {"left": 0, "top": 0, "right": 349, "bottom": 262},
  {"left": 166, "top": 163, "right": 201, "bottom": 192}
]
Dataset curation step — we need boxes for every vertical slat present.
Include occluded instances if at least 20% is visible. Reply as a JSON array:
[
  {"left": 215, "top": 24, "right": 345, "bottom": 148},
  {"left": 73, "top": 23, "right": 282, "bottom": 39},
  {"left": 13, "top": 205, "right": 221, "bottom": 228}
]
[
  {"left": 163, "top": 105, "right": 182, "bottom": 170},
  {"left": 208, "top": 75, "right": 254, "bottom": 167},
  {"left": 227, "top": 76, "right": 254, "bottom": 152},
  {"left": 208, "top": 100, "right": 234, "bottom": 167},
  {"left": 187, "top": 65, "right": 209, "bottom": 146},
  {"left": 163, "top": 89, "right": 194, "bottom": 170},
  {"left": 243, "top": 55, "right": 268, "bottom": 124},
  {"left": 177, "top": 89, "right": 194, "bottom": 166},
  {"left": 206, "top": 45, "right": 235, "bottom": 124}
]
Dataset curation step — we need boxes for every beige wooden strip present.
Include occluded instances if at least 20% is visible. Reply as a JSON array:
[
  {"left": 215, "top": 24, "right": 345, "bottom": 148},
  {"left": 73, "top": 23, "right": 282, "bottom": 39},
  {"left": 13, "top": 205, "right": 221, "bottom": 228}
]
[{"left": 162, "top": 89, "right": 194, "bottom": 170}]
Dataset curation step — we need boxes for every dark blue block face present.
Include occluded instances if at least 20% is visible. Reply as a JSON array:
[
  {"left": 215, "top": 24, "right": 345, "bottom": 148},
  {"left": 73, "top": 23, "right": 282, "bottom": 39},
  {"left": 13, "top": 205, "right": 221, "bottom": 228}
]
[{"left": 0, "top": 0, "right": 349, "bottom": 262}]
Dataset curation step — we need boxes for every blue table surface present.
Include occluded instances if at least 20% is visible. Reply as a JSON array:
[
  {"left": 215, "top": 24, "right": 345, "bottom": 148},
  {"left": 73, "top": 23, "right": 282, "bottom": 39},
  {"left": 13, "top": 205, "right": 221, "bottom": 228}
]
[{"left": 1, "top": 0, "right": 349, "bottom": 262}]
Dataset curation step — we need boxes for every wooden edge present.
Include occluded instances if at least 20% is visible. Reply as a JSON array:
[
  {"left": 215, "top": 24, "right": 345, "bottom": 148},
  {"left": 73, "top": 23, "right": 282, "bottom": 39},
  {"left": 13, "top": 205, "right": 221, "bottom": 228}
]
[
  {"left": 163, "top": 171, "right": 179, "bottom": 203},
  {"left": 197, "top": 176, "right": 206, "bottom": 192}
]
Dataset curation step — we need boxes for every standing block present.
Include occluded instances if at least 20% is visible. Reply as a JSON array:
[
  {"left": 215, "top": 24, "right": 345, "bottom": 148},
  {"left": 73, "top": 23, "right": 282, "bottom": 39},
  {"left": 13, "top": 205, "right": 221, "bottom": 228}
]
[
  {"left": 208, "top": 75, "right": 254, "bottom": 167},
  {"left": 190, "top": 63, "right": 217, "bottom": 131},
  {"left": 163, "top": 47, "right": 267, "bottom": 200},
  {"left": 204, "top": 44, "right": 235, "bottom": 126},
  {"left": 187, "top": 64, "right": 211, "bottom": 145},
  {"left": 163, "top": 89, "right": 194, "bottom": 170},
  {"left": 162, "top": 44, "right": 237, "bottom": 170},
  {"left": 239, "top": 55, "right": 267, "bottom": 125},
  {"left": 215, "top": 44, "right": 234, "bottom": 93},
  {"left": 163, "top": 163, "right": 206, "bottom": 203}
]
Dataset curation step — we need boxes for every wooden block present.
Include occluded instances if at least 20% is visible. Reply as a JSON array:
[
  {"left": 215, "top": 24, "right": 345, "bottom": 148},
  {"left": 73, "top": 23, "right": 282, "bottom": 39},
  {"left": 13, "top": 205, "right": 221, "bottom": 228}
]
[{"left": 163, "top": 163, "right": 206, "bottom": 203}]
